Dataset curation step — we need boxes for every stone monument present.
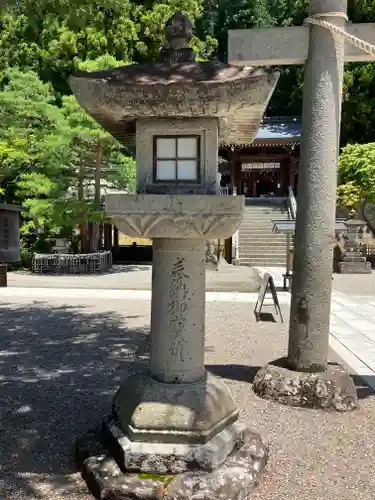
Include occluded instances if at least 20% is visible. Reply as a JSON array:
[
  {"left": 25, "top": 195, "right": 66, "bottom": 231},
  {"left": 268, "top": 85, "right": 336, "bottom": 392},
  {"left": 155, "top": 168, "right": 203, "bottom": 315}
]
[
  {"left": 70, "top": 12, "right": 279, "bottom": 499},
  {"left": 0, "top": 203, "right": 21, "bottom": 263},
  {"left": 0, "top": 203, "right": 21, "bottom": 287},
  {"left": 227, "top": 0, "right": 375, "bottom": 410}
]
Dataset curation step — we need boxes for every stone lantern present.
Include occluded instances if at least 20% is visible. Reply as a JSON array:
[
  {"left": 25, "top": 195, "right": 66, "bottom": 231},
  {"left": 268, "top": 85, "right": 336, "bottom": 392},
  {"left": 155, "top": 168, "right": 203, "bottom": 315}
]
[
  {"left": 337, "top": 218, "right": 371, "bottom": 274},
  {"left": 70, "top": 12, "right": 279, "bottom": 498}
]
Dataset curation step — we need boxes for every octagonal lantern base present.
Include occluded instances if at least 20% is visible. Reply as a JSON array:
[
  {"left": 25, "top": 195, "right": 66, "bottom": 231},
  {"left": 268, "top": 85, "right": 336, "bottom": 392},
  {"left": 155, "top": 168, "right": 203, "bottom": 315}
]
[{"left": 109, "top": 371, "right": 239, "bottom": 450}]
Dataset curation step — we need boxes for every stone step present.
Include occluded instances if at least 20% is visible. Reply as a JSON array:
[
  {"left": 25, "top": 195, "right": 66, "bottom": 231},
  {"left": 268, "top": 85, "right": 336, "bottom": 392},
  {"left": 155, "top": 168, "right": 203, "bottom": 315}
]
[
  {"left": 239, "top": 243, "right": 287, "bottom": 250},
  {"left": 244, "top": 207, "right": 288, "bottom": 211},
  {"left": 240, "top": 224, "right": 283, "bottom": 229},
  {"left": 243, "top": 209, "right": 288, "bottom": 213},
  {"left": 239, "top": 237, "right": 288, "bottom": 244},
  {"left": 239, "top": 245, "right": 288, "bottom": 252},
  {"left": 241, "top": 216, "right": 289, "bottom": 222},
  {"left": 239, "top": 231, "right": 286, "bottom": 237},
  {"left": 239, "top": 246, "right": 286, "bottom": 253},
  {"left": 239, "top": 253, "right": 286, "bottom": 259},
  {"left": 239, "top": 206, "right": 291, "bottom": 265},
  {"left": 239, "top": 230, "right": 287, "bottom": 241},
  {"left": 243, "top": 210, "right": 288, "bottom": 214},
  {"left": 239, "top": 258, "right": 286, "bottom": 266},
  {"left": 239, "top": 248, "right": 286, "bottom": 262},
  {"left": 239, "top": 230, "right": 279, "bottom": 235},
  {"left": 243, "top": 209, "right": 286, "bottom": 212},
  {"left": 239, "top": 229, "right": 284, "bottom": 234},
  {"left": 242, "top": 215, "right": 289, "bottom": 220},
  {"left": 239, "top": 235, "right": 288, "bottom": 241}
]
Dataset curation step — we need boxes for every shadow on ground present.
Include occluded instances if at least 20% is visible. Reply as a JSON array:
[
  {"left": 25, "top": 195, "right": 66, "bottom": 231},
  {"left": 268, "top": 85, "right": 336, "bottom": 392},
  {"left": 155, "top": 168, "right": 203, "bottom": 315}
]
[
  {"left": 2, "top": 301, "right": 374, "bottom": 499},
  {"left": 0, "top": 302, "right": 149, "bottom": 499}
]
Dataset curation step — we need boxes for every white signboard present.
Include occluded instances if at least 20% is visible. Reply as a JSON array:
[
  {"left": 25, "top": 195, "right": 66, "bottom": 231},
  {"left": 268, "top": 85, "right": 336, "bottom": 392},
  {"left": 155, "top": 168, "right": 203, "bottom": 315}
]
[{"left": 241, "top": 162, "right": 281, "bottom": 171}]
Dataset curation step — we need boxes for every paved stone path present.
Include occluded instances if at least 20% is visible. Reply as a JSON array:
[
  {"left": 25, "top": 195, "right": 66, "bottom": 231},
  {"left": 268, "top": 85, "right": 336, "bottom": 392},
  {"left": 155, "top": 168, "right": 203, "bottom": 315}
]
[{"left": 257, "top": 266, "right": 375, "bottom": 390}]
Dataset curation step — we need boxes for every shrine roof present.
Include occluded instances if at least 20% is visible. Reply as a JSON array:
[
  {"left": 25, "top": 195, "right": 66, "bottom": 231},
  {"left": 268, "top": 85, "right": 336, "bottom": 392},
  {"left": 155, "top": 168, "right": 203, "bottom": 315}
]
[
  {"left": 219, "top": 117, "right": 301, "bottom": 148},
  {"left": 256, "top": 118, "right": 301, "bottom": 141}
]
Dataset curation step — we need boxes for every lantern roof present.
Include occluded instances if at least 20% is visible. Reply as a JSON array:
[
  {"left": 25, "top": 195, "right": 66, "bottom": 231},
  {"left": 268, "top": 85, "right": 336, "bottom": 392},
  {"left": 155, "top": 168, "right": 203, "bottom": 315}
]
[{"left": 69, "top": 12, "right": 279, "bottom": 147}]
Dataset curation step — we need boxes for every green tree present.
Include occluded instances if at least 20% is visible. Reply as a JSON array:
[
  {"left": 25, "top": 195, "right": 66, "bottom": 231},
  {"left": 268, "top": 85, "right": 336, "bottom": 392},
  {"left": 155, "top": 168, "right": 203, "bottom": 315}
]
[
  {"left": 0, "top": 0, "right": 212, "bottom": 96},
  {"left": 338, "top": 142, "right": 375, "bottom": 233},
  {"left": 0, "top": 68, "right": 83, "bottom": 248},
  {"left": 0, "top": 67, "right": 135, "bottom": 251}
]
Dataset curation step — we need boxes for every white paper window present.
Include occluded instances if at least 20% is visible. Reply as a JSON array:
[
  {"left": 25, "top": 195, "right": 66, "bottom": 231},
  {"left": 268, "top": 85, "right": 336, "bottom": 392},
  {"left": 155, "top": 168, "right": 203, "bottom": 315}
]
[
  {"left": 157, "top": 138, "right": 176, "bottom": 158},
  {"left": 156, "top": 160, "right": 176, "bottom": 180},
  {"left": 154, "top": 136, "right": 199, "bottom": 182},
  {"left": 177, "top": 137, "right": 197, "bottom": 158},
  {"left": 177, "top": 160, "right": 197, "bottom": 180}
]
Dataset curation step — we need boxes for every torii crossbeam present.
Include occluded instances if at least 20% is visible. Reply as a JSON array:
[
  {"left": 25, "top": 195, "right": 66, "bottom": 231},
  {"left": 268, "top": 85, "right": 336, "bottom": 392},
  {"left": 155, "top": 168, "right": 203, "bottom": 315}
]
[
  {"left": 228, "top": 0, "right": 375, "bottom": 409},
  {"left": 228, "top": 20, "right": 375, "bottom": 66}
]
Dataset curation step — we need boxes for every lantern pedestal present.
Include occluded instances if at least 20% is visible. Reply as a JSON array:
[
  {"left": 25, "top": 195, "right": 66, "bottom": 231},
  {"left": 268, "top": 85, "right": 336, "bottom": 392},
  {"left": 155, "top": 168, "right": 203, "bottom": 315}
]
[{"left": 75, "top": 193, "right": 269, "bottom": 499}]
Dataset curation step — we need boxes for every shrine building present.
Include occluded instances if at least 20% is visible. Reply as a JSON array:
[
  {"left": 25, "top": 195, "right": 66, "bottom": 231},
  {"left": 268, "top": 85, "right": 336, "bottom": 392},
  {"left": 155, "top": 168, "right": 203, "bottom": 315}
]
[{"left": 219, "top": 117, "right": 300, "bottom": 197}]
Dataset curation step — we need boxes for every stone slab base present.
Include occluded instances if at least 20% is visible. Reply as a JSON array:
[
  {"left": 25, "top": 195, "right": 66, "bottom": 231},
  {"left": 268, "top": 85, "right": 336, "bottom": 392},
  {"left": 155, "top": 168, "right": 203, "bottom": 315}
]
[
  {"left": 337, "top": 261, "right": 372, "bottom": 274},
  {"left": 77, "top": 424, "right": 269, "bottom": 500},
  {"left": 104, "top": 419, "right": 250, "bottom": 474},
  {"left": 253, "top": 360, "right": 358, "bottom": 412}
]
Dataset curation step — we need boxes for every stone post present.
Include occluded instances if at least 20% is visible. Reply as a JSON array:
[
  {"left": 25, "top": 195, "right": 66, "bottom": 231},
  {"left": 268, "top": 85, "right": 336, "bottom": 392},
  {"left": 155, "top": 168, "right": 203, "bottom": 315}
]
[
  {"left": 253, "top": 0, "right": 358, "bottom": 411},
  {"left": 150, "top": 238, "right": 205, "bottom": 384},
  {"left": 288, "top": 0, "right": 347, "bottom": 372}
]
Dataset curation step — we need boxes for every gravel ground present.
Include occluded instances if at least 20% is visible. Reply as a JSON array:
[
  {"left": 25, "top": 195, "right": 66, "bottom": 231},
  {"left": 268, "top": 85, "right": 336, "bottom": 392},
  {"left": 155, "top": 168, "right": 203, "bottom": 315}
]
[
  {"left": 6, "top": 263, "right": 262, "bottom": 293},
  {"left": 0, "top": 297, "right": 374, "bottom": 500}
]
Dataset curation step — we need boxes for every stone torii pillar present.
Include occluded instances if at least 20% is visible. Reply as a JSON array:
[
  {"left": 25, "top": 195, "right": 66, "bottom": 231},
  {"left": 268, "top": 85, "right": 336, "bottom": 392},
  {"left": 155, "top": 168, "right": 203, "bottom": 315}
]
[{"left": 229, "top": 0, "right": 375, "bottom": 411}]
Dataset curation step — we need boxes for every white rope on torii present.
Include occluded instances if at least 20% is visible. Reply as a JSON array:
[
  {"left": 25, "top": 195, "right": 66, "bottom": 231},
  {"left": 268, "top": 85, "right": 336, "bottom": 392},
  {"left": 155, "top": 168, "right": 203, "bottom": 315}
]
[{"left": 305, "top": 12, "right": 375, "bottom": 58}]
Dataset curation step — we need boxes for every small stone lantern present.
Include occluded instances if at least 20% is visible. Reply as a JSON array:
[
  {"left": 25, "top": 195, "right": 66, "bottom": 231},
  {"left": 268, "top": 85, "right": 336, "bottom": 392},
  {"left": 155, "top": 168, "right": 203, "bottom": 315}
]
[
  {"left": 344, "top": 218, "right": 366, "bottom": 250},
  {"left": 70, "top": 12, "right": 279, "bottom": 498},
  {"left": 337, "top": 218, "right": 371, "bottom": 274}
]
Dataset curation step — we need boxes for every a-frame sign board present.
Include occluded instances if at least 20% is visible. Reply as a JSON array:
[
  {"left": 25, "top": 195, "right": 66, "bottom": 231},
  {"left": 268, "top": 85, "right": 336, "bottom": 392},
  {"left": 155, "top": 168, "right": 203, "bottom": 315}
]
[{"left": 254, "top": 273, "right": 283, "bottom": 323}]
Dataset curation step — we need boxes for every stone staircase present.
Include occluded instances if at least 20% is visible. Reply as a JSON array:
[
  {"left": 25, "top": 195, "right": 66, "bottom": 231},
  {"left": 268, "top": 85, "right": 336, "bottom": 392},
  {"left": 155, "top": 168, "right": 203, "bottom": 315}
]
[{"left": 238, "top": 199, "right": 291, "bottom": 267}]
